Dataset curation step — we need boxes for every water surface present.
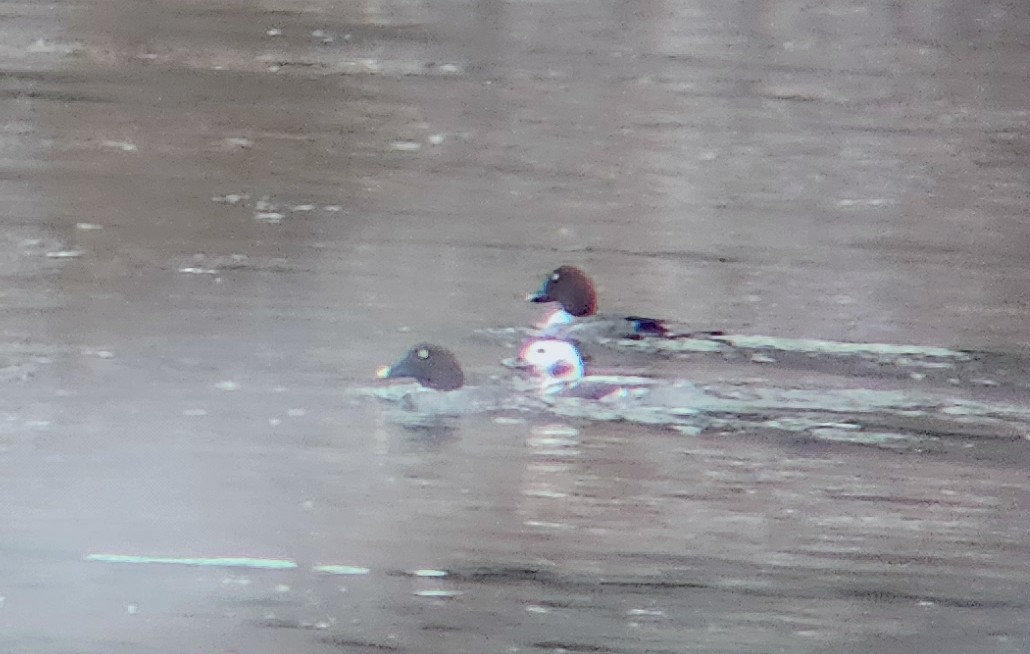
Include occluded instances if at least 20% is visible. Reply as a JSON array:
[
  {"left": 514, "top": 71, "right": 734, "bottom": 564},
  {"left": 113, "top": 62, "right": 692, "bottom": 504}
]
[{"left": 1, "top": 0, "right": 1030, "bottom": 652}]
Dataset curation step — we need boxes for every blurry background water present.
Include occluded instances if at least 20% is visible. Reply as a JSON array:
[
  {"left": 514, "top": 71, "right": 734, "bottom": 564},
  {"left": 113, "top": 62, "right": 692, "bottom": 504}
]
[{"left": 1, "top": 0, "right": 1030, "bottom": 652}]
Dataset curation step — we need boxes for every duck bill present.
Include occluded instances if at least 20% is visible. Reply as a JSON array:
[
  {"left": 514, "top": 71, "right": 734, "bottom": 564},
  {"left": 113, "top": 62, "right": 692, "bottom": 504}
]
[
  {"left": 526, "top": 279, "right": 554, "bottom": 303},
  {"left": 375, "top": 356, "right": 415, "bottom": 381}
]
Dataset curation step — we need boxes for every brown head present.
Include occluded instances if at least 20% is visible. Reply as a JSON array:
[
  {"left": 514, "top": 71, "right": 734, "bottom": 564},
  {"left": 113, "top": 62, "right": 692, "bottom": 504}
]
[{"left": 526, "top": 265, "right": 597, "bottom": 317}]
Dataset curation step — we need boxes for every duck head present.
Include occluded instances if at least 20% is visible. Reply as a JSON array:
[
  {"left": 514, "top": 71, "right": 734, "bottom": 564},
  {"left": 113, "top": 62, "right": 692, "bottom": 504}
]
[
  {"left": 376, "top": 343, "right": 465, "bottom": 391},
  {"left": 527, "top": 265, "right": 597, "bottom": 319}
]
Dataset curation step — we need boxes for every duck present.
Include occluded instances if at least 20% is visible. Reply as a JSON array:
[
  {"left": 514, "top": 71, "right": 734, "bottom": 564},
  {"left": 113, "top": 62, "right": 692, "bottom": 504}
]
[
  {"left": 377, "top": 343, "right": 465, "bottom": 391},
  {"left": 515, "top": 337, "right": 711, "bottom": 431},
  {"left": 526, "top": 265, "right": 665, "bottom": 337},
  {"left": 514, "top": 338, "right": 652, "bottom": 398},
  {"left": 379, "top": 341, "right": 502, "bottom": 414},
  {"left": 515, "top": 339, "right": 708, "bottom": 407},
  {"left": 526, "top": 265, "right": 723, "bottom": 345},
  {"left": 372, "top": 340, "right": 708, "bottom": 430},
  {"left": 375, "top": 343, "right": 527, "bottom": 416}
]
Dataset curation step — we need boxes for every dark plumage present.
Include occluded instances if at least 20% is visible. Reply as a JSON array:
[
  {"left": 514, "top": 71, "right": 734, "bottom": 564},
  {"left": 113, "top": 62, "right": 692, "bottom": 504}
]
[
  {"left": 527, "top": 265, "right": 672, "bottom": 338},
  {"left": 527, "top": 265, "right": 598, "bottom": 317},
  {"left": 376, "top": 343, "right": 465, "bottom": 391}
]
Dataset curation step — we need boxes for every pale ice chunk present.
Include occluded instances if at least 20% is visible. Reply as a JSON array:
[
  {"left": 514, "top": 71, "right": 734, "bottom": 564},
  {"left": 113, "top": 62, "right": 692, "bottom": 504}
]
[
  {"left": 533, "top": 423, "right": 579, "bottom": 437},
  {"left": 254, "top": 212, "right": 284, "bottom": 224},
  {"left": 493, "top": 416, "right": 526, "bottom": 425},
  {"left": 523, "top": 489, "right": 568, "bottom": 498},
  {"left": 313, "top": 564, "right": 371, "bottom": 575},
  {"left": 628, "top": 608, "right": 665, "bottom": 616},
  {"left": 837, "top": 198, "right": 892, "bottom": 207},
  {"left": 76, "top": 222, "right": 103, "bottom": 231},
  {"left": 214, "top": 380, "right": 239, "bottom": 391},
  {"left": 46, "top": 250, "right": 83, "bottom": 259},
  {"left": 101, "top": 140, "right": 137, "bottom": 152},
  {"left": 414, "top": 589, "right": 461, "bottom": 598},
  {"left": 221, "top": 576, "right": 251, "bottom": 586},
  {"left": 524, "top": 520, "right": 573, "bottom": 529},
  {"left": 211, "top": 193, "right": 248, "bottom": 205},
  {"left": 27, "top": 38, "right": 82, "bottom": 55},
  {"left": 391, "top": 140, "right": 421, "bottom": 152}
]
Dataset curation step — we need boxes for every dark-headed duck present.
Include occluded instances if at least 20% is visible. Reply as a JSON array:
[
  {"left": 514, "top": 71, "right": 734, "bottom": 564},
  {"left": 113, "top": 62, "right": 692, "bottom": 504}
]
[{"left": 527, "top": 265, "right": 688, "bottom": 340}]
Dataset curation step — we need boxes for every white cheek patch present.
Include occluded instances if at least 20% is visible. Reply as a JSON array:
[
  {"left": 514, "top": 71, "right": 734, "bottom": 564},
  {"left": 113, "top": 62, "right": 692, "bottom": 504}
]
[{"left": 520, "top": 339, "right": 585, "bottom": 385}]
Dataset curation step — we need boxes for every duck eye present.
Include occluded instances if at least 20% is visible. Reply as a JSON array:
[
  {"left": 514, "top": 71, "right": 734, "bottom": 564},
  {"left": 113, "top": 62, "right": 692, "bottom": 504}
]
[{"left": 417, "top": 348, "right": 430, "bottom": 359}]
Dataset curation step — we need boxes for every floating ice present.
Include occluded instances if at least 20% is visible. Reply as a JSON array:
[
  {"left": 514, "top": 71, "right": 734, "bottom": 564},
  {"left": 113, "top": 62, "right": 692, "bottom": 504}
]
[
  {"left": 211, "top": 193, "right": 249, "bottom": 205},
  {"left": 627, "top": 608, "right": 665, "bottom": 616},
  {"left": 414, "top": 589, "right": 461, "bottom": 598},
  {"left": 410, "top": 569, "right": 448, "bottom": 577},
  {"left": 101, "top": 140, "right": 137, "bottom": 152},
  {"left": 533, "top": 424, "right": 579, "bottom": 437},
  {"left": 313, "top": 564, "right": 371, "bottom": 575},
  {"left": 493, "top": 416, "right": 526, "bottom": 425},
  {"left": 27, "top": 38, "right": 82, "bottom": 55},
  {"left": 84, "top": 554, "right": 298, "bottom": 569}
]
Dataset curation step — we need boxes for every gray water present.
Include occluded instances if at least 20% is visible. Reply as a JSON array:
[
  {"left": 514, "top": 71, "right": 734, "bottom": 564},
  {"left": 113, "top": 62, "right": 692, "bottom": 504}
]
[{"left": 2, "top": 0, "right": 1030, "bottom": 652}]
